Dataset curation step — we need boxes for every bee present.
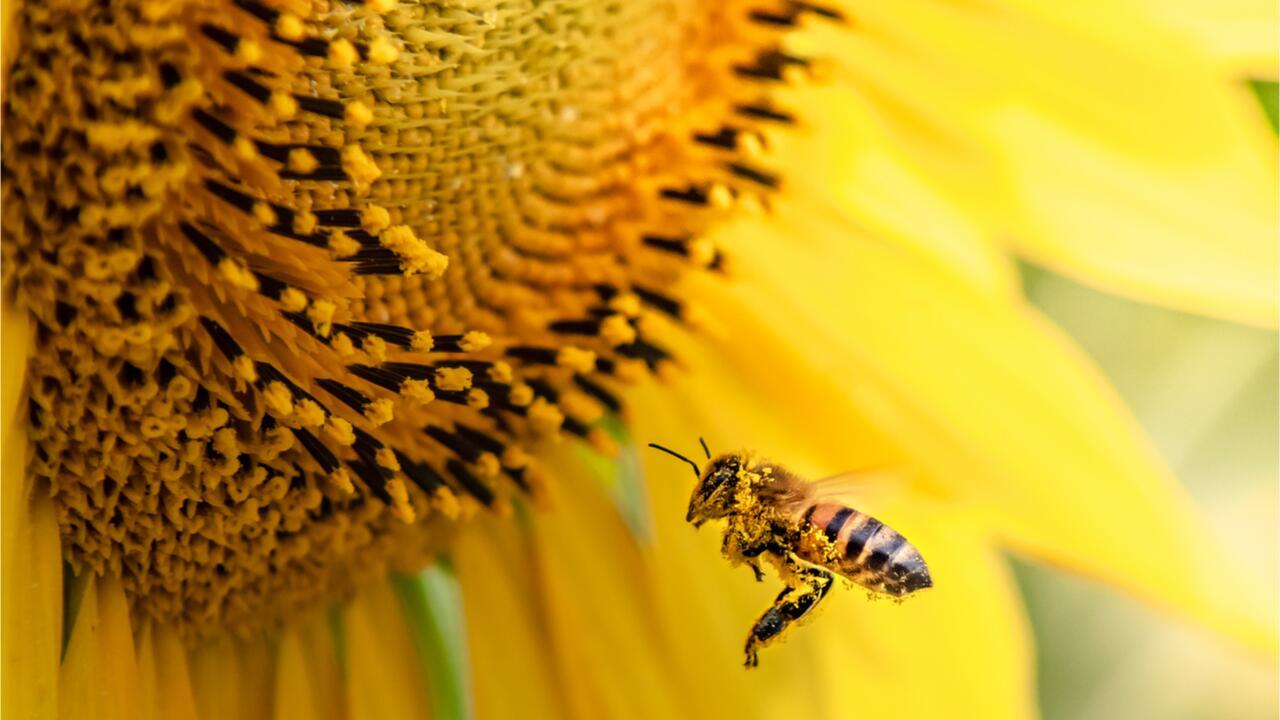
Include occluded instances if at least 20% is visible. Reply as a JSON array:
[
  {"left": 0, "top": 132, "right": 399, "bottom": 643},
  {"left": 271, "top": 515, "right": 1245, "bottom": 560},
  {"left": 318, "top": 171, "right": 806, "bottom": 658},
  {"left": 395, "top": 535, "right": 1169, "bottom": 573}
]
[{"left": 649, "top": 440, "right": 932, "bottom": 667}]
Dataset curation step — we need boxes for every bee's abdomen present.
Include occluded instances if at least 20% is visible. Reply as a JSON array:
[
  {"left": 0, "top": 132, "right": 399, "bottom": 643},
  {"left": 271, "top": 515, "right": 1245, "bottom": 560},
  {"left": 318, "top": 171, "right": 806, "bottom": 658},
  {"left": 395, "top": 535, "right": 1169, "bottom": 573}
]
[{"left": 796, "top": 503, "right": 931, "bottom": 597}]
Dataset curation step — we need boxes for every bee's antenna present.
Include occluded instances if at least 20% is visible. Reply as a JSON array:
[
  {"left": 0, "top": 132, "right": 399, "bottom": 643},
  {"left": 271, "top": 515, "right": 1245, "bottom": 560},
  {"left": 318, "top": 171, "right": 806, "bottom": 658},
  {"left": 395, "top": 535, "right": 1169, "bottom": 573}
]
[
  {"left": 647, "top": 443, "right": 702, "bottom": 479},
  {"left": 698, "top": 437, "right": 711, "bottom": 460}
]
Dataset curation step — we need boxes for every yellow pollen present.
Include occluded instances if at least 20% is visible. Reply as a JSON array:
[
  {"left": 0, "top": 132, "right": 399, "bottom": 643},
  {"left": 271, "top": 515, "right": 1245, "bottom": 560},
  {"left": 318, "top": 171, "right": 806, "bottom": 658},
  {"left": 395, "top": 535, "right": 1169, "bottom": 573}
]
[
  {"left": 280, "top": 287, "right": 308, "bottom": 313},
  {"left": 737, "top": 131, "right": 765, "bottom": 158},
  {"left": 387, "top": 479, "right": 415, "bottom": 523},
  {"left": 345, "top": 101, "right": 374, "bottom": 128},
  {"left": 688, "top": 239, "right": 717, "bottom": 268},
  {"left": 232, "top": 136, "right": 257, "bottom": 160},
  {"left": 599, "top": 314, "right": 636, "bottom": 346},
  {"left": 328, "top": 39, "right": 358, "bottom": 68},
  {"left": 375, "top": 447, "right": 401, "bottom": 472},
  {"left": 328, "top": 468, "right": 356, "bottom": 496},
  {"left": 307, "top": 299, "right": 336, "bottom": 337},
  {"left": 252, "top": 202, "right": 277, "bottom": 227},
  {"left": 329, "top": 230, "right": 361, "bottom": 259},
  {"left": 466, "top": 388, "right": 489, "bottom": 409},
  {"left": 609, "top": 293, "right": 642, "bottom": 317},
  {"left": 527, "top": 398, "right": 564, "bottom": 435},
  {"left": 459, "top": 331, "right": 491, "bottom": 352},
  {"left": 502, "top": 446, "right": 529, "bottom": 469},
  {"left": 367, "top": 37, "right": 399, "bottom": 65},
  {"left": 361, "top": 205, "right": 392, "bottom": 233},
  {"left": 560, "top": 391, "right": 602, "bottom": 423},
  {"left": 362, "top": 335, "right": 388, "bottom": 363},
  {"left": 365, "top": 398, "right": 395, "bottom": 426},
  {"left": 293, "top": 210, "right": 318, "bottom": 235},
  {"left": 556, "top": 346, "right": 597, "bottom": 373},
  {"left": 402, "top": 379, "right": 435, "bottom": 405},
  {"left": 434, "top": 367, "right": 472, "bottom": 392},
  {"left": 323, "top": 417, "right": 356, "bottom": 446},
  {"left": 488, "top": 361, "right": 513, "bottom": 384},
  {"left": 615, "top": 359, "right": 648, "bottom": 383},
  {"left": 331, "top": 332, "right": 356, "bottom": 357},
  {"left": 287, "top": 148, "right": 318, "bottom": 174},
  {"left": 274, "top": 14, "right": 305, "bottom": 41},
  {"left": 234, "top": 39, "right": 262, "bottom": 64},
  {"left": 380, "top": 225, "right": 448, "bottom": 278},
  {"left": 232, "top": 356, "right": 258, "bottom": 383},
  {"left": 433, "top": 489, "right": 460, "bottom": 519},
  {"left": 509, "top": 384, "right": 534, "bottom": 407},
  {"left": 269, "top": 92, "right": 298, "bottom": 120},
  {"left": 475, "top": 453, "right": 501, "bottom": 478},
  {"left": 294, "top": 399, "right": 326, "bottom": 428},
  {"left": 342, "top": 145, "right": 381, "bottom": 187},
  {"left": 218, "top": 259, "right": 259, "bottom": 290},
  {"left": 365, "top": 0, "right": 394, "bottom": 11},
  {"left": 411, "top": 331, "right": 435, "bottom": 353},
  {"left": 709, "top": 183, "right": 734, "bottom": 209},
  {"left": 264, "top": 381, "right": 295, "bottom": 417}
]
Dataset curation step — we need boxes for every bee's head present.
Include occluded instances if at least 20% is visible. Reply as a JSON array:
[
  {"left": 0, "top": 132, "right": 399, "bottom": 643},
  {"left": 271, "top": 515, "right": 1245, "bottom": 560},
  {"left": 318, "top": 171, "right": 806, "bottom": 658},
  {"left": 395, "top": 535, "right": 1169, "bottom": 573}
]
[
  {"left": 646, "top": 440, "right": 743, "bottom": 529},
  {"left": 685, "top": 454, "right": 743, "bottom": 527}
]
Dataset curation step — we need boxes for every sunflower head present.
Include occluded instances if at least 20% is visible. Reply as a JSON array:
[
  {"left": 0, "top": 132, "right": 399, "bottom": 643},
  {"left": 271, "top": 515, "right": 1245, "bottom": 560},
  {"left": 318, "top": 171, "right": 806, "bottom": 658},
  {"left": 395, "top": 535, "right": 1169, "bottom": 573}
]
[{"left": 1, "top": 0, "right": 845, "bottom": 632}]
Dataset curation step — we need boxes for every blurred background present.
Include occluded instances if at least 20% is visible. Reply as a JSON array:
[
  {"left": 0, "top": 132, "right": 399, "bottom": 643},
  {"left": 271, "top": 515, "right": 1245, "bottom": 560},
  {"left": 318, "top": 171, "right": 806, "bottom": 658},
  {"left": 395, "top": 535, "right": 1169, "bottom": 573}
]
[{"left": 1016, "top": 259, "right": 1278, "bottom": 720}]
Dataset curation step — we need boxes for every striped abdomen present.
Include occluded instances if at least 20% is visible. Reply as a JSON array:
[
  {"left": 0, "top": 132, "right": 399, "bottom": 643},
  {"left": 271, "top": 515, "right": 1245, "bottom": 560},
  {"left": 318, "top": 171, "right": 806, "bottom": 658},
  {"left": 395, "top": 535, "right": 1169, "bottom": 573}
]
[{"left": 795, "top": 503, "right": 931, "bottom": 597}]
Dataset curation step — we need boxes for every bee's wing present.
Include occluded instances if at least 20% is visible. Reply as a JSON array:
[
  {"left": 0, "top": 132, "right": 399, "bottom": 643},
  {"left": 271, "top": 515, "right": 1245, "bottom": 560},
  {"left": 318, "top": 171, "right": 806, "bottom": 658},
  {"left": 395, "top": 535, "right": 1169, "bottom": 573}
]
[{"left": 803, "top": 467, "right": 907, "bottom": 508}]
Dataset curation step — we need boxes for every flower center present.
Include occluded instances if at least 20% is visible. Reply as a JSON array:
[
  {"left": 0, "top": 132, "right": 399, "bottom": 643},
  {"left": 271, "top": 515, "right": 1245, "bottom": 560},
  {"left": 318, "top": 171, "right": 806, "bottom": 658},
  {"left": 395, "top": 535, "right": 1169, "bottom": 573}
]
[{"left": 2, "top": 0, "right": 837, "bottom": 631}]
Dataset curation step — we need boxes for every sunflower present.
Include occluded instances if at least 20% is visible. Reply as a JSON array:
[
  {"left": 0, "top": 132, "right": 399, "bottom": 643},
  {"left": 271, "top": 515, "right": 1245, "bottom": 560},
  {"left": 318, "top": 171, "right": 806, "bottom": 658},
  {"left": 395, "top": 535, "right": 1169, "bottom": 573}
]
[{"left": 1, "top": 0, "right": 1275, "bottom": 718}]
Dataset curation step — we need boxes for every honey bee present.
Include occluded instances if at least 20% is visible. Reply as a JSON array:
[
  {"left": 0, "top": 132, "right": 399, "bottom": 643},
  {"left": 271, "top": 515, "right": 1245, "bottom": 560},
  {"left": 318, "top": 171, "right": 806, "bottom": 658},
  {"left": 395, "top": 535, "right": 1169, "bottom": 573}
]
[{"left": 649, "top": 440, "right": 932, "bottom": 667}]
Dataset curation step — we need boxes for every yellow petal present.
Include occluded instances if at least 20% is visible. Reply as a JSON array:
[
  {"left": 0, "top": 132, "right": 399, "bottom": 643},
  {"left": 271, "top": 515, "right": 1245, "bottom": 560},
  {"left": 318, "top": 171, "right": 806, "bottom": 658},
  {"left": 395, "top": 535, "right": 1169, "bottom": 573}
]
[
  {"left": 693, "top": 201, "right": 1275, "bottom": 652},
  {"left": 810, "top": 0, "right": 1278, "bottom": 326},
  {"left": 273, "top": 625, "right": 322, "bottom": 720},
  {"left": 283, "top": 614, "right": 345, "bottom": 720},
  {"left": 2, "top": 300, "right": 61, "bottom": 720},
  {"left": 1009, "top": 0, "right": 1280, "bottom": 80},
  {"left": 342, "top": 581, "right": 431, "bottom": 720},
  {"left": 454, "top": 517, "right": 571, "bottom": 720},
  {"left": 59, "top": 573, "right": 142, "bottom": 720},
  {"left": 1, "top": 445, "right": 61, "bottom": 720},
  {"left": 137, "top": 623, "right": 199, "bottom": 720}
]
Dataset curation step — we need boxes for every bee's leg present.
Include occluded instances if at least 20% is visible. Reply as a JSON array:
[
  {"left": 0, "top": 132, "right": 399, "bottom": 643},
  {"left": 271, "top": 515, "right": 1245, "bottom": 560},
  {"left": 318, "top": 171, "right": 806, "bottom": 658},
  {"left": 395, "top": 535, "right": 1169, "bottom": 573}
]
[
  {"left": 740, "top": 542, "right": 769, "bottom": 582},
  {"left": 724, "top": 532, "right": 771, "bottom": 582},
  {"left": 743, "top": 566, "right": 834, "bottom": 668}
]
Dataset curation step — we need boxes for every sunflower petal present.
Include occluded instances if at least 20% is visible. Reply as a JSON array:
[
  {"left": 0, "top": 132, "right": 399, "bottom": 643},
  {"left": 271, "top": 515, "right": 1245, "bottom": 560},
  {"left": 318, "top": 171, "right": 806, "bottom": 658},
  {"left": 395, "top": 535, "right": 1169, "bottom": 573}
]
[
  {"left": 1, "top": 455, "right": 61, "bottom": 720},
  {"left": 273, "top": 625, "right": 322, "bottom": 720},
  {"left": 811, "top": 0, "right": 1278, "bottom": 326},
  {"left": 342, "top": 581, "right": 431, "bottom": 720},
  {"left": 453, "top": 515, "right": 569, "bottom": 720},
  {"left": 2, "top": 301, "right": 60, "bottom": 720},
  {"left": 694, "top": 203, "right": 1275, "bottom": 652},
  {"left": 59, "top": 574, "right": 142, "bottom": 720}
]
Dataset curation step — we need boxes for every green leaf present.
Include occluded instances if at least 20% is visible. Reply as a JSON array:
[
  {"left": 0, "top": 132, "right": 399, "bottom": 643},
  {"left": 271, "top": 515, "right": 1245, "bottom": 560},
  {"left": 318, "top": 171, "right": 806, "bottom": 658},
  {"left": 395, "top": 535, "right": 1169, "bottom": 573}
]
[
  {"left": 1248, "top": 79, "right": 1278, "bottom": 134},
  {"left": 392, "top": 561, "right": 473, "bottom": 720}
]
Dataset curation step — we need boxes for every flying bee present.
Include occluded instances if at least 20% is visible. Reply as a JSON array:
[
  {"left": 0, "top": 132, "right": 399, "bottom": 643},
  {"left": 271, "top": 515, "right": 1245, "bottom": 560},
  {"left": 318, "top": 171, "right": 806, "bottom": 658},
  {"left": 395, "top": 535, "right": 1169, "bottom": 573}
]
[{"left": 649, "top": 440, "right": 932, "bottom": 668}]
